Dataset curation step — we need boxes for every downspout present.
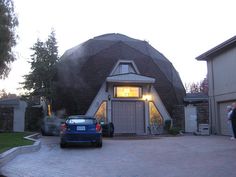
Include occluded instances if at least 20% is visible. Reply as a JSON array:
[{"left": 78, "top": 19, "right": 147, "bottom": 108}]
[{"left": 210, "top": 58, "right": 216, "bottom": 134}]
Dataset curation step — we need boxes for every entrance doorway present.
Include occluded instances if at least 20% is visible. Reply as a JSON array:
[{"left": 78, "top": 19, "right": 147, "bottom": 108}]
[{"left": 112, "top": 101, "right": 145, "bottom": 134}]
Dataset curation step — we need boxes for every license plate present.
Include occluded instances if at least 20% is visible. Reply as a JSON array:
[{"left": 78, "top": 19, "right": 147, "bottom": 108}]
[{"left": 77, "top": 126, "right": 85, "bottom": 131}]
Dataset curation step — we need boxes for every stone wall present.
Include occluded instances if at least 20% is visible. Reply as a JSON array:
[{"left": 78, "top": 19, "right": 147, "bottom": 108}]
[
  {"left": 196, "top": 102, "right": 209, "bottom": 125},
  {"left": 172, "top": 103, "right": 209, "bottom": 131},
  {"left": 172, "top": 105, "right": 185, "bottom": 129}
]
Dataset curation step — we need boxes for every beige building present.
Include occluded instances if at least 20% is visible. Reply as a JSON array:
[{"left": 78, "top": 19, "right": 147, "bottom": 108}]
[{"left": 196, "top": 36, "right": 236, "bottom": 135}]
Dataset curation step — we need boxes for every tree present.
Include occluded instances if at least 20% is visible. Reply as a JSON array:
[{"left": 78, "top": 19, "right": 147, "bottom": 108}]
[
  {"left": 0, "top": 0, "right": 18, "bottom": 78},
  {"left": 185, "top": 77, "right": 208, "bottom": 94},
  {"left": 22, "top": 30, "right": 59, "bottom": 102},
  {"left": 199, "top": 78, "right": 208, "bottom": 94},
  {"left": 0, "top": 89, "right": 17, "bottom": 98}
]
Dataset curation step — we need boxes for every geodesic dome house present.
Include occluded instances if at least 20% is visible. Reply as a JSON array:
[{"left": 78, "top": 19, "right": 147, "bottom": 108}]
[{"left": 54, "top": 33, "right": 185, "bottom": 135}]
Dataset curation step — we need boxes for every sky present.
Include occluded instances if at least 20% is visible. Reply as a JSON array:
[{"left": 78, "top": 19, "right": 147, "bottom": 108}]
[{"left": 1, "top": 0, "right": 236, "bottom": 94}]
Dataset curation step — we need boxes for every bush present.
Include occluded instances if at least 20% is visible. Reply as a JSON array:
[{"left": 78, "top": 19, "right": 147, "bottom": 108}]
[
  {"left": 168, "top": 127, "right": 181, "bottom": 135},
  {"left": 25, "top": 107, "right": 43, "bottom": 131},
  {"left": 164, "top": 119, "right": 172, "bottom": 131}
]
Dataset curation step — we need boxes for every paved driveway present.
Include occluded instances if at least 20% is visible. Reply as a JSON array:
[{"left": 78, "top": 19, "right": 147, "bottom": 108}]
[{"left": 1, "top": 135, "right": 236, "bottom": 177}]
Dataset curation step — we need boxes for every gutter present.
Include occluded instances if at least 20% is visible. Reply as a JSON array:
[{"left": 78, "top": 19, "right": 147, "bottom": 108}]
[{"left": 196, "top": 35, "right": 236, "bottom": 61}]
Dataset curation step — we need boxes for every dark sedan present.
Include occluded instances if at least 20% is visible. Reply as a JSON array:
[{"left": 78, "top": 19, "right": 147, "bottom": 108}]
[{"left": 60, "top": 115, "right": 102, "bottom": 148}]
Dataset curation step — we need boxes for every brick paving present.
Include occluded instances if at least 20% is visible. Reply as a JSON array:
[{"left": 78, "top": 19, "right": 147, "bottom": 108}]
[{"left": 1, "top": 135, "right": 236, "bottom": 177}]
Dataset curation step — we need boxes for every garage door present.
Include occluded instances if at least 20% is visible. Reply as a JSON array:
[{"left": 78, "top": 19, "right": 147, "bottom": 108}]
[
  {"left": 219, "top": 101, "right": 234, "bottom": 136},
  {"left": 112, "top": 101, "right": 145, "bottom": 134}
]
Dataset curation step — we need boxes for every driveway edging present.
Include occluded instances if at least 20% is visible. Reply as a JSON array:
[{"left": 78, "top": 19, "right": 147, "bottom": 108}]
[{"left": 0, "top": 133, "right": 41, "bottom": 168}]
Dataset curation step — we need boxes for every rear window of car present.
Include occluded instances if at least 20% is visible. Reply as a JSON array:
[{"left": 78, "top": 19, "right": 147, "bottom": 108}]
[{"left": 67, "top": 118, "right": 95, "bottom": 125}]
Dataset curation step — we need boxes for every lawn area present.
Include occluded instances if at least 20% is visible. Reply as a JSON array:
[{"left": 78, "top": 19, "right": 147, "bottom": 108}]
[{"left": 0, "top": 132, "right": 34, "bottom": 154}]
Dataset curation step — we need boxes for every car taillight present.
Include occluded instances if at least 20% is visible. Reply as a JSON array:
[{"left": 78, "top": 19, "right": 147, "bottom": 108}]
[
  {"left": 96, "top": 123, "right": 102, "bottom": 132},
  {"left": 60, "top": 123, "right": 67, "bottom": 133}
]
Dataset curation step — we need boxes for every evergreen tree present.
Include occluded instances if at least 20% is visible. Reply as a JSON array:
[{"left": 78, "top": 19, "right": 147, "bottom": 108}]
[
  {"left": 0, "top": 0, "right": 18, "bottom": 78},
  {"left": 23, "top": 30, "right": 59, "bottom": 102}
]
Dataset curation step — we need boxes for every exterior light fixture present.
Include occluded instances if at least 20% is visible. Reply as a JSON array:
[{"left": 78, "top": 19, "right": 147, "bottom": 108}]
[
  {"left": 108, "top": 95, "right": 111, "bottom": 101},
  {"left": 48, "top": 104, "right": 52, "bottom": 116},
  {"left": 143, "top": 94, "right": 152, "bottom": 101}
]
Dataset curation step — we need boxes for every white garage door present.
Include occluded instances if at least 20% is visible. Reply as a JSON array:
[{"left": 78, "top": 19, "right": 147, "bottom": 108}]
[
  {"left": 219, "top": 101, "right": 234, "bottom": 136},
  {"left": 112, "top": 101, "right": 145, "bottom": 134}
]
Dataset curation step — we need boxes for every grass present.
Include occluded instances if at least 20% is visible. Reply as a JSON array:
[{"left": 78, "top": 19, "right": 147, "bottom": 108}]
[{"left": 0, "top": 132, "right": 34, "bottom": 154}]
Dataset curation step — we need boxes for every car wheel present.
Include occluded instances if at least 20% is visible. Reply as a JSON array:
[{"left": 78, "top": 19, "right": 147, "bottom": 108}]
[
  {"left": 60, "top": 143, "right": 66, "bottom": 148},
  {"left": 96, "top": 140, "right": 102, "bottom": 148},
  {"left": 41, "top": 129, "right": 46, "bottom": 136},
  {"left": 109, "top": 127, "right": 114, "bottom": 137},
  {"left": 109, "top": 123, "right": 114, "bottom": 137}
]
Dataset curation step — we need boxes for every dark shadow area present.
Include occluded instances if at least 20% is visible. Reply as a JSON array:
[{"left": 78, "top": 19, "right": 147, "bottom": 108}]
[{"left": 61, "top": 142, "right": 100, "bottom": 149}]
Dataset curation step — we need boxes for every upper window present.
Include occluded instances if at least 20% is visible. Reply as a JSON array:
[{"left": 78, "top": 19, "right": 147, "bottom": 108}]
[
  {"left": 114, "top": 86, "right": 142, "bottom": 98},
  {"left": 120, "top": 64, "right": 129, "bottom": 73},
  {"left": 113, "top": 63, "right": 136, "bottom": 75}
]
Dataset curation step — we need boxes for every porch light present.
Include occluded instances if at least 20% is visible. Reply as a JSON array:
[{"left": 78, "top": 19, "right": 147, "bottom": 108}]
[
  {"left": 48, "top": 104, "right": 52, "bottom": 116},
  {"left": 143, "top": 94, "right": 152, "bottom": 101}
]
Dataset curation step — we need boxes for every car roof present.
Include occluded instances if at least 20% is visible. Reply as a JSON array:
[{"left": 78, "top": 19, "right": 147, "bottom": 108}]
[{"left": 67, "top": 115, "right": 95, "bottom": 119}]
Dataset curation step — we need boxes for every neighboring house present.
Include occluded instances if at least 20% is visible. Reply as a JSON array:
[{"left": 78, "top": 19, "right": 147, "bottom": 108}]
[
  {"left": 196, "top": 35, "right": 236, "bottom": 135},
  {"left": 54, "top": 33, "right": 186, "bottom": 135},
  {"left": 0, "top": 98, "right": 27, "bottom": 132},
  {"left": 184, "top": 93, "right": 209, "bottom": 133}
]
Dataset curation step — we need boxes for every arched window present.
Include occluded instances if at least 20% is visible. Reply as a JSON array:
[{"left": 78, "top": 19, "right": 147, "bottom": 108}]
[{"left": 94, "top": 101, "right": 107, "bottom": 123}]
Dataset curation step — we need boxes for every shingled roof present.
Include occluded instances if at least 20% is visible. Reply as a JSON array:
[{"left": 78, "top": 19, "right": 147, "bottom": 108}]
[{"left": 54, "top": 33, "right": 186, "bottom": 115}]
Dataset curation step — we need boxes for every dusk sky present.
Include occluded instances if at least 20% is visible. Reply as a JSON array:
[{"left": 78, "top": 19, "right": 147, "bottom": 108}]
[{"left": 1, "top": 0, "right": 236, "bottom": 94}]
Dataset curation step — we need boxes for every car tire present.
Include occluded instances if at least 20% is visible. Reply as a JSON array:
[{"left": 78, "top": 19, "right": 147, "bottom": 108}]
[
  {"left": 96, "top": 140, "right": 102, "bottom": 148},
  {"left": 60, "top": 143, "right": 66, "bottom": 148},
  {"left": 109, "top": 123, "right": 114, "bottom": 137},
  {"left": 41, "top": 129, "right": 46, "bottom": 136}
]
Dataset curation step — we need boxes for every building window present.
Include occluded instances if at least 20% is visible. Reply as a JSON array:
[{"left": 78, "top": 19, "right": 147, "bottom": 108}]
[
  {"left": 94, "top": 101, "right": 107, "bottom": 123},
  {"left": 149, "top": 102, "right": 163, "bottom": 126},
  {"left": 114, "top": 86, "right": 142, "bottom": 98},
  {"left": 113, "top": 63, "right": 136, "bottom": 75},
  {"left": 120, "top": 64, "right": 129, "bottom": 73}
]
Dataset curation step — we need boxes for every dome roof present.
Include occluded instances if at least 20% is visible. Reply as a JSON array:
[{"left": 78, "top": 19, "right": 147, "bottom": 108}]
[{"left": 54, "top": 33, "right": 185, "bottom": 115}]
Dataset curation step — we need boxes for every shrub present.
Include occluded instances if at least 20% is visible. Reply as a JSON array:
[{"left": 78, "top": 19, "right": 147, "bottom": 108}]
[
  {"left": 25, "top": 107, "right": 43, "bottom": 131},
  {"left": 164, "top": 119, "right": 172, "bottom": 131},
  {"left": 168, "top": 127, "right": 182, "bottom": 135}
]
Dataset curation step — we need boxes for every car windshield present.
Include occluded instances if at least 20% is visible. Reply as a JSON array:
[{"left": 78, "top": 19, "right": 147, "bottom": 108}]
[{"left": 67, "top": 118, "right": 95, "bottom": 125}]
